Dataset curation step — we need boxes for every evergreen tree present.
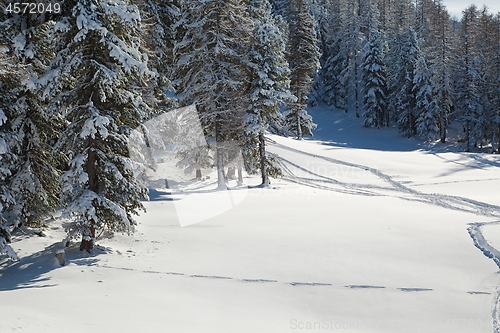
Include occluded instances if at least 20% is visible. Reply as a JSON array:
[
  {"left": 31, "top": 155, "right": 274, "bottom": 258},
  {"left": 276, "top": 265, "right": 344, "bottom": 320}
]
[
  {"left": 173, "top": 0, "right": 253, "bottom": 188},
  {"left": 322, "top": 0, "right": 348, "bottom": 111},
  {"left": 137, "top": 0, "right": 180, "bottom": 115},
  {"left": 2, "top": 14, "right": 62, "bottom": 228},
  {"left": 361, "top": 30, "right": 388, "bottom": 128},
  {"left": 392, "top": 28, "right": 420, "bottom": 137},
  {"left": 41, "top": 0, "right": 152, "bottom": 251},
  {"left": 413, "top": 55, "right": 439, "bottom": 139},
  {"left": 245, "top": 0, "right": 293, "bottom": 185},
  {"left": 455, "top": 5, "right": 481, "bottom": 151},
  {"left": 0, "top": 34, "right": 19, "bottom": 260},
  {"left": 284, "top": 0, "right": 320, "bottom": 139},
  {"left": 427, "top": 2, "right": 454, "bottom": 143}
]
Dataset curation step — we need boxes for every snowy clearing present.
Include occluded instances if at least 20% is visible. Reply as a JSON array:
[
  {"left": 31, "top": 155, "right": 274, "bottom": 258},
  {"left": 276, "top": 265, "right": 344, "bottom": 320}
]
[{"left": 1, "top": 106, "right": 500, "bottom": 332}]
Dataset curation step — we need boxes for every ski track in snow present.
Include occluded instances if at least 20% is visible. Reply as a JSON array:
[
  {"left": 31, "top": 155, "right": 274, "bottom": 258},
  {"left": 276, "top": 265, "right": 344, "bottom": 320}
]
[
  {"left": 94, "top": 263, "right": 491, "bottom": 295},
  {"left": 269, "top": 140, "right": 500, "bottom": 218},
  {"left": 468, "top": 221, "right": 500, "bottom": 332},
  {"left": 269, "top": 139, "right": 500, "bottom": 331}
]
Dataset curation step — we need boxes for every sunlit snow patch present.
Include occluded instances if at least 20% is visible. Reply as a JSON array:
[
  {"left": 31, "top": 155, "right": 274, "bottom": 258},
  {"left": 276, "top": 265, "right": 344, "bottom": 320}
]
[{"left": 129, "top": 104, "right": 248, "bottom": 227}]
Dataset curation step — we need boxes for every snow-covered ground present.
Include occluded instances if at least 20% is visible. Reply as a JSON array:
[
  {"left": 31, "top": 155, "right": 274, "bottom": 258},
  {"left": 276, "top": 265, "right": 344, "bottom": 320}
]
[{"left": 2, "top": 105, "right": 500, "bottom": 332}]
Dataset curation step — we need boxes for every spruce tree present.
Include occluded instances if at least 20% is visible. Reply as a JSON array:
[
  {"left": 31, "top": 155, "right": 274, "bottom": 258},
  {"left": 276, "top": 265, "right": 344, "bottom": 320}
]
[
  {"left": 138, "top": 0, "right": 180, "bottom": 116},
  {"left": 42, "top": 0, "right": 152, "bottom": 251},
  {"left": 173, "top": 0, "right": 253, "bottom": 188},
  {"left": 391, "top": 28, "right": 420, "bottom": 137},
  {"left": 2, "top": 14, "right": 62, "bottom": 228},
  {"left": 284, "top": 0, "right": 320, "bottom": 139},
  {"left": 455, "top": 5, "right": 481, "bottom": 151},
  {"left": 427, "top": 2, "right": 454, "bottom": 143},
  {"left": 245, "top": 0, "right": 293, "bottom": 185},
  {"left": 413, "top": 55, "right": 439, "bottom": 139},
  {"left": 361, "top": 30, "right": 388, "bottom": 128},
  {"left": 0, "top": 30, "right": 19, "bottom": 260}
]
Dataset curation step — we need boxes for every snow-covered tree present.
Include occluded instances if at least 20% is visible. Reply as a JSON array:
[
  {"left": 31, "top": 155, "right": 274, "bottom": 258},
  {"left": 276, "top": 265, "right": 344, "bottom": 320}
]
[
  {"left": 427, "top": 2, "right": 454, "bottom": 143},
  {"left": 0, "top": 31, "right": 19, "bottom": 260},
  {"left": 413, "top": 55, "right": 439, "bottom": 139},
  {"left": 244, "top": 0, "right": 294, "bottom": 185},
  {"left": 1, "top": 14, "right": 63, "bottom": 228},
  {"left": 321, "top": 0, "right": 348, "bottom": 110},
  {"left": 284, "top": 0, "right": 320, "bottom": 139},
  {"left": 173, "top": 0, "right": 253, "bottom": 188},
  {"left": 361, "top": 30, "right": 388, "bottom": 128},
  {"left": 391, "top": 28, "right": 421, "bottom": 137},
  {"left": 455, "top": 5, "right": 482, "bottom": 151},
  {"left": 137, "top": 0, "right": 180, "bottom": 115},
  {"left": 42, "top": 0, "right": 152, "bottom": 251}
]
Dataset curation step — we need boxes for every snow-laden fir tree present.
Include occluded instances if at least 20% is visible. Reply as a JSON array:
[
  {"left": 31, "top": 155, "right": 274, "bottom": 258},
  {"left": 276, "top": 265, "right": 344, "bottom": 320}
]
[
  {"left": 488, "top": 13, "right": 500, "bottom": 153},
  {"left": 474, "top": 8, "right": 500, "bottom": 151},
  {"left": 0, "top": 32, "right": 19, "bottom": 260},
  {"left": 427, "top": 2, "right": 454, "bottom": 143},
  {"left": 172, "top": 105, "right": 212, "bottom": 180},
  {"left": 137, "top": 0, "right": 180, "bottom": 116},
  {"left": 244, "top": 0, "right": 294, "bottom": 185},
  {"left": 173, "top": 0, "right": 253, "bottom": 189},
  {"left": 2, "top": 14, "right": 62, "bottom": 228},
  {"left": 284, "top": 0, "right": 320, "bottom": 139},
  {"left": 361, "top": 29, "right": 388, "bottom": 128},
  {"left": 41, "top": 0, "right": 152, "bottom": 251},
  {"left": 391, "top": 28, "right": 421, "bottom": 137},
  {"left": 321, "top": 0, "right": 348, "bottom": 110},
  {"left": 413, "top": 55, "right": 439, "bottom": 139},
  {"left": 455, "top": 5, "right": 481, "bottom": 151}
]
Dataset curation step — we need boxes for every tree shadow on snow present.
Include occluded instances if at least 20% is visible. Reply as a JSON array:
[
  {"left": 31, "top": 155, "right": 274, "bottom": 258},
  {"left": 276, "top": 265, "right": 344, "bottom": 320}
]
[{"left": 0, "top": 242, "right": 100, "bottom": 291}]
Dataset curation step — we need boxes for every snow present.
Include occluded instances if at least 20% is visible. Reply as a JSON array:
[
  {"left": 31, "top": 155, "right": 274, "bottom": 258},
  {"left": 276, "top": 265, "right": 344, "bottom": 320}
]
[{"left": 1, "top": 105, "right": 500, "bottom": 332}]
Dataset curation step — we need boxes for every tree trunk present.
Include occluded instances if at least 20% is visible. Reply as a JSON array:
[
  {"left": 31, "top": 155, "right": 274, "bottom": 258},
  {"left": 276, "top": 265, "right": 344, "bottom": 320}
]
[
  {"left": 237, "top": 167, "right": 243, "bottom": 186},
  {"left": 81, "top": 146, "right": 97, "bottom": 252},
  {"left": 296, "top": 106, "right": 302, "bottom": 139},
  {"left": 259, "top": 132, "right": 269, "bottom": 186},
  {"left": 226, "top": 167, "right": 235, "bottom": 180},
  {"left": 215, "top": 118, "right": 226, "bottom": 189},
  {"left": 195, "top": 169, "right": 202, "bottom": 180},
  {"left": 216, "top": 142, "right": 226, "bottom": 189}
]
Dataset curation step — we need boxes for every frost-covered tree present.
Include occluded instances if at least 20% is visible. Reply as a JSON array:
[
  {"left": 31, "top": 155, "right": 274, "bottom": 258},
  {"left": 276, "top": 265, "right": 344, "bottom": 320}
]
[
  {"left": 173, "top": 0, "right": 253, "bottom": 188},
  {"left": 455, "top": 5, "right": 481, "bottom": 151},
  {"left": 284, "top": 0, "right": 320, "bottom": 139},
  {"left": 1, "top": 14, "right": 62, "bottom": 228},
  {"left": 427, "top": 2, "right": 454, "bottom": 143},
  {"left": 138, "top": 0, "right": 180, "bottom": 115},
  {"left": 322, "top": 0, "right": 348, "bottom": 110},
  {"left": 413, "top": 55, "right": 439, "bottom": 139},
  {"left": 391, "top": 28, "right": 421, "bottom": 137},
  {"left": 361, "top": 30, "right": 388, "bottom": 128},
  {"left": 0, "top": 31, "right": 19, "bottom": 260},
  {"left": 244, "top": 0, "right": 293, "bottom": 185},
  {"left": 41, "top": 0, "right": 152, "bottom": 251}
]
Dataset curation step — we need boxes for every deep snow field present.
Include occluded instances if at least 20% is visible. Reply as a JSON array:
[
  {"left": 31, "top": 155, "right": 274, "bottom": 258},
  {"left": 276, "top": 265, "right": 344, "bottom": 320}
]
[{"left": 2, "top": 105, "right": 500, "bottom": 333}]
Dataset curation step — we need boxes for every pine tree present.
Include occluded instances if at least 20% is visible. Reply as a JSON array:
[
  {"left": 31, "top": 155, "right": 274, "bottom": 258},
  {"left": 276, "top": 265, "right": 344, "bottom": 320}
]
[
  {"left": 489, "top": 13, "right": 500, "bottom": 153},
  {"left": 41, "top": 0, "right": 152, "bottom": 251},
  {"left": 322, "top": 0, "right": 348, "bottom": 111},
  {"left": 173, "top": 0, "right": 253, "bottom": 188},
  {"left": 427, "top": 1, "right": 454, "bottom": 143},
  {"left": 392, "top": 28, "right": 421, "bottom": 137},
  {"left": 1, "top": 14, "right": 62, "bottom": 228},
  {"left": 245, "top": 0, "right": 293, "bottom": 185},
  {"left": 413, "top": 55, "right": 439, "bottom": 139},
  {"left": 0, "top": 30, "right": 19, "bottom": 260},
  {"left": 284, "top": 0, "right": 320, "bottom": 139},
  {"left": 137, "top": 0, "right": 180, "bottom": 115},
  {"left": 455, "top": 5, "right": 481, "bottom": 151},
  {"left": 361, "top": 29, "right": 388, "bottom": 128}
]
